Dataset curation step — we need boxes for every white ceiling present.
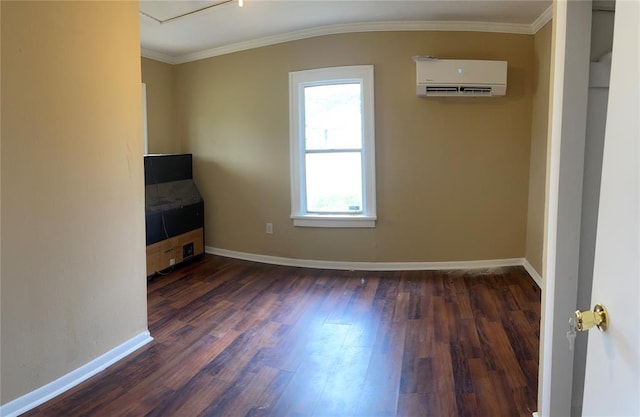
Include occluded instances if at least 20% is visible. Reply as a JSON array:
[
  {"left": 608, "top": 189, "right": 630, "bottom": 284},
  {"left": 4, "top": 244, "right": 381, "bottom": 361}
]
[{"left": 140, "top": 0, "right": 552, "bottom": 64}]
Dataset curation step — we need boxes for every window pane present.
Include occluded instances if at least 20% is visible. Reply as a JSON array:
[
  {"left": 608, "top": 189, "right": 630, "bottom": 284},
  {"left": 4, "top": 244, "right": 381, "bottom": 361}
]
[
  {"left": 304, "top": 83, "right": 362, "bottom": 150},
  {"left": 305, "top": 152, "right": 362, "bottom": 213}
]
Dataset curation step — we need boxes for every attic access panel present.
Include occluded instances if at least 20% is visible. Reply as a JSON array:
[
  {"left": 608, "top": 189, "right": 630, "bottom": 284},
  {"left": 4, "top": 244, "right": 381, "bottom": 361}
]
[{"left": 140, "top": 0, "right": 232, "bottom": 23}]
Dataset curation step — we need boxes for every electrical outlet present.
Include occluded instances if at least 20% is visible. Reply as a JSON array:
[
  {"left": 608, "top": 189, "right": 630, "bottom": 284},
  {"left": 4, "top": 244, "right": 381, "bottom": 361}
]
[
  {"left": 266, "top": 223, "right": 273, "bottom": 234},
  {"left": 169, "top": 258, "right": 175, "bottom": 266}
]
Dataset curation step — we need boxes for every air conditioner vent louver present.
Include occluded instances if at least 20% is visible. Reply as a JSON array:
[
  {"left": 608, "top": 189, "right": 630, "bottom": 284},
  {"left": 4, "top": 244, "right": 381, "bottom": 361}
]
[
  {"left": 460, "top": 86, "right": 492, "bottom": 95},
  {"left": 426, "top": 86, "right": 459, "bottom": 94}
]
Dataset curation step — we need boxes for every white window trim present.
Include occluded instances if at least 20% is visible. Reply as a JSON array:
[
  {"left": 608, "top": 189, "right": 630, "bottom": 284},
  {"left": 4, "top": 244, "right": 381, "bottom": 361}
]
[{"left": 289, "top": 65, "right": 376, "bottom": 228}]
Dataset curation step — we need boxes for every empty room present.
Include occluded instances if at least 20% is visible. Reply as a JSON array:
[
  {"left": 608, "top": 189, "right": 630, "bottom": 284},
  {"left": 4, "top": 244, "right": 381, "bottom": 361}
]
[{"left": 2, "top": 1, "right": 638, "bottom": 417}]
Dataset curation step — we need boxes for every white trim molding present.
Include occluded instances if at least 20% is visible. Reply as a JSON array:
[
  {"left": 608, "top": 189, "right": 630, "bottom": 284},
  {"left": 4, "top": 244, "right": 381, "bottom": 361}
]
[
  {"left": 0, "top": 331, "right": 153, "bottom": 417},
  {"left": 531, "top": 5, "right": 553, "bottom": 34},
  {"left": 292, "top": 215, "right": 376, "bottom": 228},
  {"left": 522, "top": 259, "right": 544, "bottom": 288},
  {"left": 175, "top": 20, "right": 533, "bottom": 64},
  {"left": 140, "top": 47, "right": 176, "bottom": 64},
  {"left": 143, "top": 12, "right": 555, "bottom": 65},
  {"left": 206, "top": 247, "right": 542, "bottom": 280}
]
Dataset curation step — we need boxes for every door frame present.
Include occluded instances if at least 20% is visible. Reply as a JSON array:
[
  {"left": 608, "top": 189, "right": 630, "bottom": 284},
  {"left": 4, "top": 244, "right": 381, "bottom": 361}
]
[{"left": 538, "top": 0, "right": 594, "bottom": 415}]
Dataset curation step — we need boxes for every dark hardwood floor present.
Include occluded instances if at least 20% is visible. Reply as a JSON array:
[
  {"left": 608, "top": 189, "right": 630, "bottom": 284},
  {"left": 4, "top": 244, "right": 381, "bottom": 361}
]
[{"left": 24, "top": 254, "right": 541, "bottom": 417}]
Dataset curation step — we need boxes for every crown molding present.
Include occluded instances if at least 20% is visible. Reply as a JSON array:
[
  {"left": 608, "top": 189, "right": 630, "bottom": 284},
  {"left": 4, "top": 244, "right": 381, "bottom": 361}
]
[
  {"left": 173, "top": 20, "right": 533, "bottom": 64},
  {"left": 141, "top": 47, "right": 178, "bottom": 65},
  {"left": 142, "top": 8, "right": 555, "bottom": 65},
  {"left": 531, "top": 5, "right": 553, "bottom": 34}
]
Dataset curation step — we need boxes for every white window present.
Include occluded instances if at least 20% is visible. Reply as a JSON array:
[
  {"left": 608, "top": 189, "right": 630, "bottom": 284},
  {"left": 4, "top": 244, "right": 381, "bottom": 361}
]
[{"left": 289, "top": 65, "right": 376, "bottom": 228}]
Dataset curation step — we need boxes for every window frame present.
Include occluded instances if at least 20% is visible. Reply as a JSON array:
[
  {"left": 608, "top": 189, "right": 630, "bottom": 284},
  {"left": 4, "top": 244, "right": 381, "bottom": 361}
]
[{"left": 289, "top": 65, "right": 376, "bottom": 228}]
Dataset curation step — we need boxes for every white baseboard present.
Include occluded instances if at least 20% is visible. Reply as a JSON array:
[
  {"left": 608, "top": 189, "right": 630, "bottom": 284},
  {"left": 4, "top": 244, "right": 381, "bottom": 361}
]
[
  {"left": 522, "top": 259, "right": 543, "bottom": 288},
  {"left": 206, "top": 246, "right": 526, "bottom": 272},
  {"left": 0, "top": 331, "right": 153, "bottom": 417}
]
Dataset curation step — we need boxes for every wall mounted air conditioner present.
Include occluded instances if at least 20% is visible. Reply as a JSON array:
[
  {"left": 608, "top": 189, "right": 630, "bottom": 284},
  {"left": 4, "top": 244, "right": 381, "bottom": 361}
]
[{"left": 413, "top": 57, "right": 507, "bottom": 97}]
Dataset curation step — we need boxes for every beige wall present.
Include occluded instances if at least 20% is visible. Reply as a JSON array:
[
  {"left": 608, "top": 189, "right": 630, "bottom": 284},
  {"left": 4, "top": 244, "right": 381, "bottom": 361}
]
[
  {"left": 1, "top": 1, "right": 147, "bottom": 404},
  {"left": 525, "top": 22, "right": 553, "bottom": 276},
  {"left": 141, "top": 57, "right": 180, "bottom": 154},
  {"left": 175, "top": 31, "right": 535, "bottom": 262}
]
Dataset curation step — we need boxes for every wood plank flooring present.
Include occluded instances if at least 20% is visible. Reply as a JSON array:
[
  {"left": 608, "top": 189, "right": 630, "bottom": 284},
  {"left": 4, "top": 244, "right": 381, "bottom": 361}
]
[{"left": 24, "top": 254, "right": 541, "bottom": 417}]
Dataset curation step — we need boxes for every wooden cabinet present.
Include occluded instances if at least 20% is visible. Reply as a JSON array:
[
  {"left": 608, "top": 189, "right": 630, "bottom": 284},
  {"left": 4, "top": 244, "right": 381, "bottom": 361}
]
[{"left": 146, "top": 227, "right": 204, "bottom": 276}]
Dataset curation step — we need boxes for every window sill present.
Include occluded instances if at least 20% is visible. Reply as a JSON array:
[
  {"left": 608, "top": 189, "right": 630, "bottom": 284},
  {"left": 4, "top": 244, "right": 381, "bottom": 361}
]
[{"left": 291, "top": 214, "right": 376, "bottom": 228}]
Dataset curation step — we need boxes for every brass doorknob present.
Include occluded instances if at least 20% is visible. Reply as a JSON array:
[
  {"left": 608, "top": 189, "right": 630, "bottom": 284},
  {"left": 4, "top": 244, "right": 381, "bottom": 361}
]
[{"left": 574, "top": 303, "right": 608, "bottom": 332}]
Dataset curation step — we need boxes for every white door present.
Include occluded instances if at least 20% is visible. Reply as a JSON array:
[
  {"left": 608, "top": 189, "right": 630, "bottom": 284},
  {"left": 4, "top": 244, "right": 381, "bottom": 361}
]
[{"left": 581, "top": 1, "right": 639, "bottom": 415}]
